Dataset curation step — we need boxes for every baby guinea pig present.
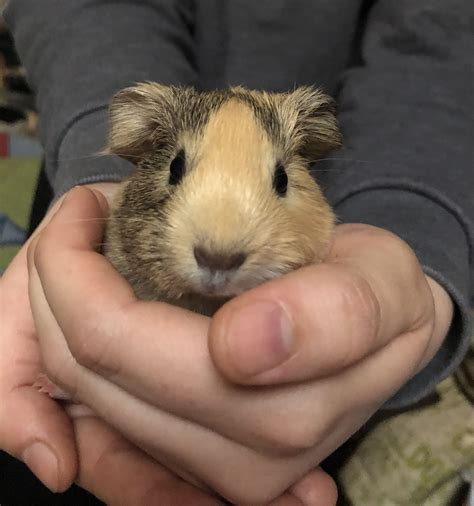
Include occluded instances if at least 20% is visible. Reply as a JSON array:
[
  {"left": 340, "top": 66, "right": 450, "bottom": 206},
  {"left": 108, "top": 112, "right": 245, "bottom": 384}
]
[{"left": 104, "top": 83, "right": 342, "bottom": 316}]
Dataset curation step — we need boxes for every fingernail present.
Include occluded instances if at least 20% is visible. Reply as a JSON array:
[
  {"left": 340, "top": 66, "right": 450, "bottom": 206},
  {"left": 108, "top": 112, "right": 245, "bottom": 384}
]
[
  {"left": 22, "top": 441, "right": 59, "bottom": 492},
  {"left": 224, "top": 301, "right": 293, "bottom": 376}
]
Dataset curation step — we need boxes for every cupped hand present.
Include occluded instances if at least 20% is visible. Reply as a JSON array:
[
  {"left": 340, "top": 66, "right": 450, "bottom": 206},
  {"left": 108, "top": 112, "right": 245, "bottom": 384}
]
[
  {"left": 27, "top": 186, "right": 452, "bottom": 504},
  {"left": 0, "top": 183, "right": 226, "bottom": 506},
  {"left": 0, "top": 191, "right": 79, "bottom": 491},
  {"left": 209, "top": 224, "right": 454, "bottom": 387},
  {"left": 58, "top": 407, "right": 223, "bottom": 506}
]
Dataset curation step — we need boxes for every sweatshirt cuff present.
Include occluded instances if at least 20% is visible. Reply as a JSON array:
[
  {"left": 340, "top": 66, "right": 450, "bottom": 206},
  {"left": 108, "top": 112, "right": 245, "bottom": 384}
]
[
  {"left": 52, "top": 107, "right": 134, "bottom": 198},
  {"left": 333, "top": 187, "right": 472, "bottom": 409}
]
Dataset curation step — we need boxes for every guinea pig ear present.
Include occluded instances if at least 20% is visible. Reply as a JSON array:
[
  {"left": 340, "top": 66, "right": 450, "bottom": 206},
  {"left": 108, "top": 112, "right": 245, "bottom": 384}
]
[
  {"left": 105, "top": 82, "right": 177, "bottom": 164},
  {"left": 284, "top": 86, "right": 342, "bottom": 160}
]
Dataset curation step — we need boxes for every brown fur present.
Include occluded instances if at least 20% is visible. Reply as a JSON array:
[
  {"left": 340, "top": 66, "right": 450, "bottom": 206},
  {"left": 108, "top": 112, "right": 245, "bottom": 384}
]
[{"left": 104, "top": 84, "right": 341, "bottom": 315}]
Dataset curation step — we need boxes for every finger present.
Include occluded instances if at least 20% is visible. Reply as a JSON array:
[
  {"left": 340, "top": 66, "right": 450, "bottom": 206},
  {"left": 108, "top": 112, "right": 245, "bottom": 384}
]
[
  {"left": 71, "top": 415, "right": 222, "bottom": 506},
  {"left": 29, "top": 196, "right": 293, "bottom": 454},
  {"left": 267, "top": 468, "right": 338, "bottom": 506},
  {"left": 0, "top": 184, "right": 114, "bottom": 492},
  {"left": 28, "top": 246, "right": 233, "bottom": 504},
  {"left": 209, "top": 224, "right": 434, "bottom": 384},
  {"left": 289, "top": 468, "right": 338, "bottom": 506},
  {"left": 52, "top": 361, "right": 322, "bottom": 504},
  {"left": 27, "top": 208, "right": 322, "bottom": 503},
  {"left": 29, "top": 188, "right": 221, "bottom": 430},
  {"left": 0, "top": 246, "right": 77, "bottom": 491},
  {"left": 29, "top": 192, "right": 431, "bottom": 461},
  {"left": 0, "top": 386, "right": 77, "bottom": 493},
  {"left": 267, "top": 495, "right": 304, "bottom": 505}
]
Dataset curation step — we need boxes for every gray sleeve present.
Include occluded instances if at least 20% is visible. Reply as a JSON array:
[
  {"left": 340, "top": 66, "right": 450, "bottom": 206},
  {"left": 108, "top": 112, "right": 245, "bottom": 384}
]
[
  {"left": 320, "top": 0, "right": 473, "bottom": 408},
  {"left": 4, "top": 0, "right": 197, "bottom": 197}
]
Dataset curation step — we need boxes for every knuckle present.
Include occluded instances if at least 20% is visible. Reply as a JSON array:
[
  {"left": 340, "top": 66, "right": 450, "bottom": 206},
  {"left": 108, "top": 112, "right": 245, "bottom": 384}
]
[
  {"left": 255, "top": 414, "right": 321, "bottom": 456},
  {"left": 410, "top": 267, "right": 434, "bottom": 324},
  {"left": 379, "top": 233, "right": 433, "bottom": 326},
  {"left": 336, "top": 272, "right": 381, "bottom": 352},
  {"left": 340, "top": 272, "right": 380, "bottom": 325},
  {"left": 68, "top": 316, "right": 119, "bottom": 376}
]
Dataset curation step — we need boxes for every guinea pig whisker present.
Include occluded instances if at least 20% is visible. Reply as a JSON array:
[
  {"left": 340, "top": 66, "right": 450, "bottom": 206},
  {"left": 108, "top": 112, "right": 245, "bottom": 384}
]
[
  {"left": 306, "top": 157, "right": 412, "bottom": 175},
  {"left": 309, "top": 157, "right": 372, "bottom": 164},
  {"left": 57, "top": 217, "right": 113, "bottom": 225},
  {"left": 45, "top": 153, "right": 106, "bottom": 163},
  {"left": 164, "top": 184, "right": 173, "bottom": 200},
  {"left": 58, "top": 216, "right": 138, "bottom": 224},
  {"left": 308, "top": 157, "right": 378, "bottom": 166},
  {"left": 47, "top": 151, "right": 143, "bottom": 163}
]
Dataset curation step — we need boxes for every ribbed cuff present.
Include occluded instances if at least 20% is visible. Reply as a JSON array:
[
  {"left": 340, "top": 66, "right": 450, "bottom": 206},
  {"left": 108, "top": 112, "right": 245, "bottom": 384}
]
[
  {"left": 51, "top": 107, "right": 134, "bottom": 198},
  {"left": 333, "top": 187, "right": 472, "bottom": 409}
]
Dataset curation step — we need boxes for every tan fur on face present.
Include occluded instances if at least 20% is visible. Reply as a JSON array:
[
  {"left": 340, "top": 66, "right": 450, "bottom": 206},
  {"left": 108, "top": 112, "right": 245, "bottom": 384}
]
[
  {"left": 104, "top": 84, "right": 340, "bottom": 315},
  {"left": 172, "top": 99, "right": 276, "bottom": 250}
]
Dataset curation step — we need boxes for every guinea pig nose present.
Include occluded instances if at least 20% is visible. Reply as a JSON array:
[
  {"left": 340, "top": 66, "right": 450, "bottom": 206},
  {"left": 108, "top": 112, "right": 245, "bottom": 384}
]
[{"left": 194, "top": 246, "right": 247, "bottom": 272}]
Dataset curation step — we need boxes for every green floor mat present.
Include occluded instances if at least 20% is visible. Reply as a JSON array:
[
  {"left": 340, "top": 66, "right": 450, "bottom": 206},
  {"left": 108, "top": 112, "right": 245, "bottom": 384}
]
[{"left": 0, "top": 158, "right": 41, "bottom": 271}]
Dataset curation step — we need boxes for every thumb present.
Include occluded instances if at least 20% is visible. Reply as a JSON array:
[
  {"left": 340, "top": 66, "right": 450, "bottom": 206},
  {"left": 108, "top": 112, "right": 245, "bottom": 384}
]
[
  {"left": 208, "top": 225, "right": 433, "bottom": 385},
  {"left": 0, "top": 385, "right": 78, "bottom": 492}
]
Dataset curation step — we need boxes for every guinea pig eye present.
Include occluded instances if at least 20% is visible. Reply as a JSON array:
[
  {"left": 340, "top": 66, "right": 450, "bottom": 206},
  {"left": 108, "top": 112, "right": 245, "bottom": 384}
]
[
  {"left": 273, "top": 163, "right": 288, "bottom": 197},
  {"left": 169, "top": 150, "right": 186, "bottom": 185}
]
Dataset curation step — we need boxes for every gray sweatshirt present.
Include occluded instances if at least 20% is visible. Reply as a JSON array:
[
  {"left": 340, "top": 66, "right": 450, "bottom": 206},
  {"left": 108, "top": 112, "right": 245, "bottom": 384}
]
[{"left": 5, "top": 0, "right": 473, "bottom": 409}]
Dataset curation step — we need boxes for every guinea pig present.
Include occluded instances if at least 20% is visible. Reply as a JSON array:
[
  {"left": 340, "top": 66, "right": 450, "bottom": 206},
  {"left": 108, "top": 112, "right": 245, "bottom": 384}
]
[
  {"left": 103, "top": 83, "right": 342, "bottom": 316},
  {"left": 34, "top": 83, "right": 342, "bottom": 399}
]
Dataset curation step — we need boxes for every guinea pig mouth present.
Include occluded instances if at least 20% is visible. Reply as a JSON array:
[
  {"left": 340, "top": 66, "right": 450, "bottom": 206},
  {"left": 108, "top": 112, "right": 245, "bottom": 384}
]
[{"left": 192, "top": 269, "right": 244, "bottom": 298}]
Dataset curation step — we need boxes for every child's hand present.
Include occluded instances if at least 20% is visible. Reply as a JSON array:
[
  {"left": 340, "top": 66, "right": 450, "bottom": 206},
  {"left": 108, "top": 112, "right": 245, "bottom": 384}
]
[{"left": 27, "top": 187, "right": 453, "bottom": 504}]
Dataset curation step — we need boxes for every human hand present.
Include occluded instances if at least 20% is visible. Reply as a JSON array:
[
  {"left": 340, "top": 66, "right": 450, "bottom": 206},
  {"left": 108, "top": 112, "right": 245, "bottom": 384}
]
[
  {"left": 27, "top": 187, "right": 453, "bottom": 503},
  {"left": 0, "top": 182, "right": 224, "bottom": 505},
  {"left": 209, "top": 223, "right": 454, "bottom": 386},
  {"left": 0, "top": 191, "right": 76, "bottom": 491}
]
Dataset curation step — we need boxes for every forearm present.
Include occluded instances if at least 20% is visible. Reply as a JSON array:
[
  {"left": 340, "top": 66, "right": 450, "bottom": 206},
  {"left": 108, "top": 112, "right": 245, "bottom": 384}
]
[
  {"left": 322, "top": 0, "right": 473, "bottom": 405},
  {"left": 5, "top": 0, "right": 197, "bottom": 197}
]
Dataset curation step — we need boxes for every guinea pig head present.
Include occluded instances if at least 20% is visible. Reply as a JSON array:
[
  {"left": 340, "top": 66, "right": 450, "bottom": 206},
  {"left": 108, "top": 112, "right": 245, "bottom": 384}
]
[{"left": 105, "top": 83, "right": 341, "bottom": 306}]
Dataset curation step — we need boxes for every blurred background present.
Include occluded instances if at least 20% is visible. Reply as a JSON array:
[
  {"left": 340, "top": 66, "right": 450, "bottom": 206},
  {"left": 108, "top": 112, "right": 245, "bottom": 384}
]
[{"left": 0, "top": 2, "right": 43, "bottom": 274}]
